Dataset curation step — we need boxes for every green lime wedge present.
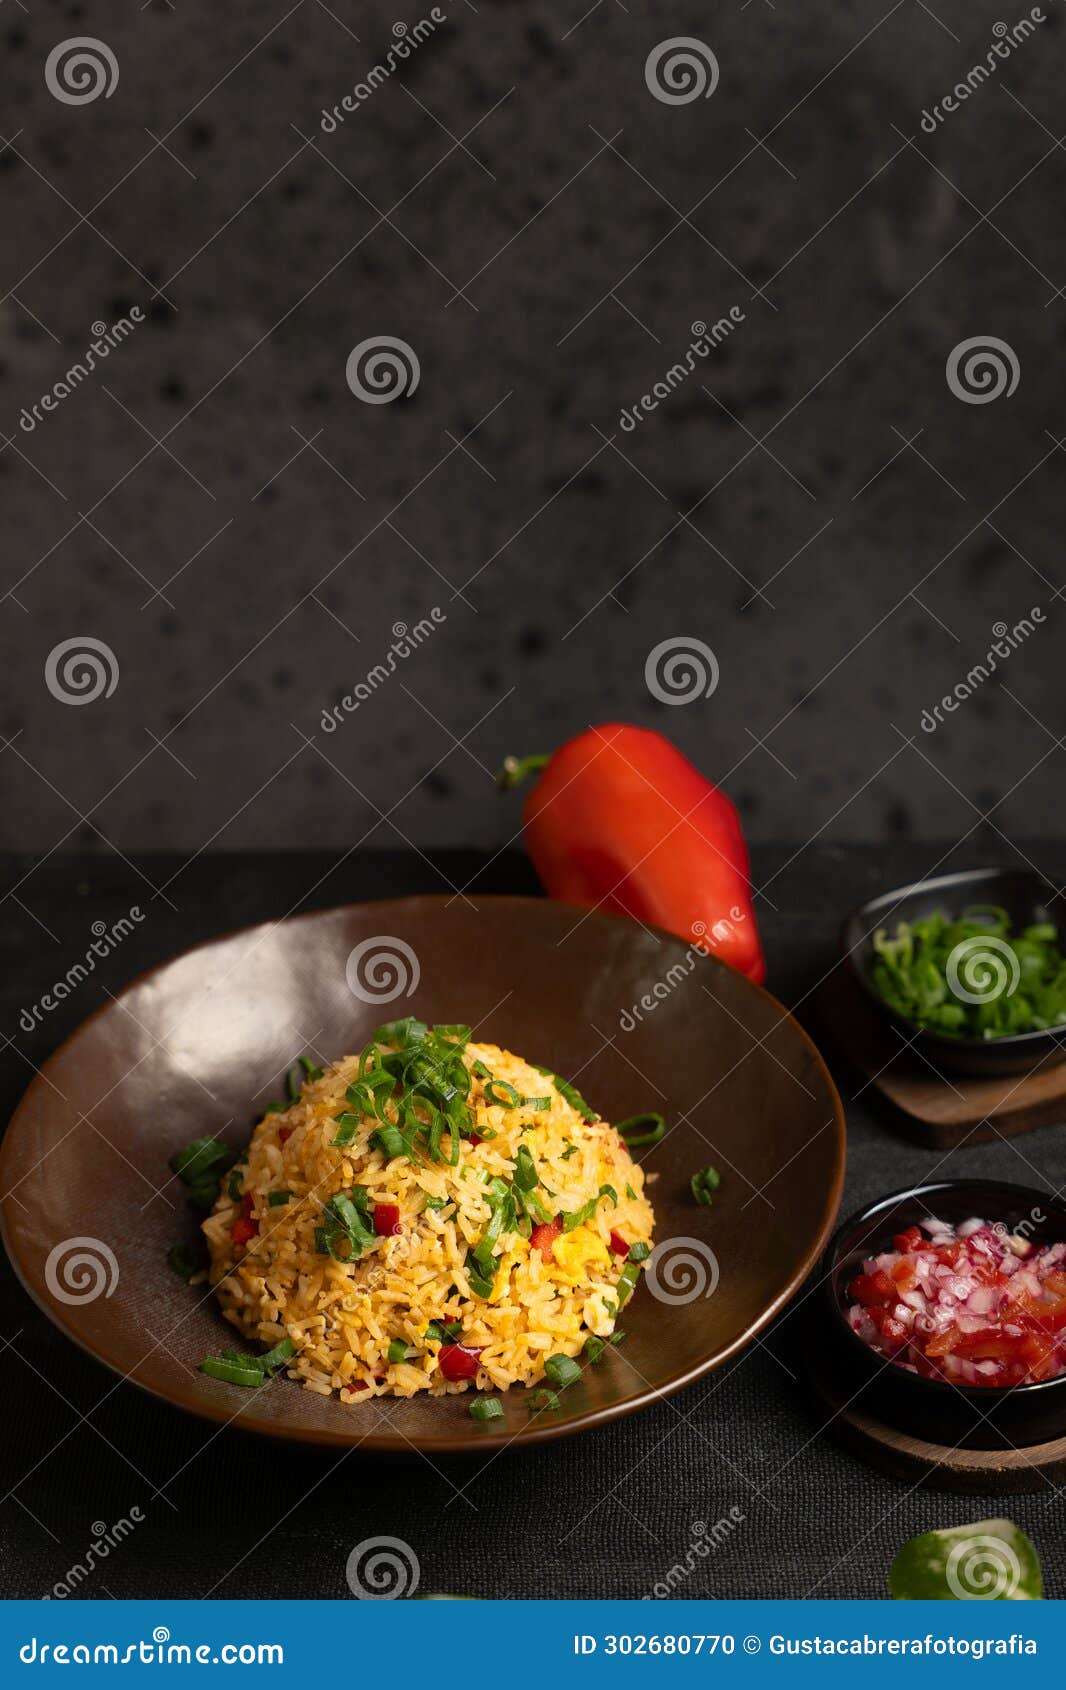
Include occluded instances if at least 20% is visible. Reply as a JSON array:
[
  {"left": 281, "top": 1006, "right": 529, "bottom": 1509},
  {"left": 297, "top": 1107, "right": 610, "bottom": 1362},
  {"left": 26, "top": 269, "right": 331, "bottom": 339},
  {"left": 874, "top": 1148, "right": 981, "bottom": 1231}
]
[{"left": 890, "top": 1518, "right": 1042, "bottom": 1601}]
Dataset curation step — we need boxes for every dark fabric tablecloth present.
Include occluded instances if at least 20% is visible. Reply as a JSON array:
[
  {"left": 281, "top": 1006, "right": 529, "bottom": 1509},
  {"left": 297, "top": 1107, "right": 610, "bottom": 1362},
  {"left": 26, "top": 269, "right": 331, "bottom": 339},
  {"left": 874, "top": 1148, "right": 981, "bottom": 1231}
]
[{"left": 3, "top": 844, "right": 1065, "bottom": 1600}]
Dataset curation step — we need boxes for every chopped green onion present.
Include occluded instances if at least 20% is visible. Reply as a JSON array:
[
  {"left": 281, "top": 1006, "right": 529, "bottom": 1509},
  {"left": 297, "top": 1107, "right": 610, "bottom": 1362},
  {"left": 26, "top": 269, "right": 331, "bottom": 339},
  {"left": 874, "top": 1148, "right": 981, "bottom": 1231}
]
[
  {"left": 870, "top": 909, "right": 1066, "bottom": 1041},
  {"left": 691, "top": 1164, "right": 721, "bottom": 1206},
  {"left": 259, "top": 1337, "right": 295, "bottom": 1374},
  {"left": 544, "top": 1353, "right": 582, "bottom": 1390},
  {"left": 425, "top": 1320, "right": 462, "bottom": 1344},
  {"left": 423, "top": 1194, "right": 449, "bottom": 1212},
  {"left": 483, "top": 1079, "right": 521, "bottom": 1108},
  {"left": 583, "top": 1335, "right": 606, "bottom": 1364},
  {"left": 629, "top": 1241, "right": 651, "bottom": 1262},
  {"left": 616, "top": 1112, "right": 666, "bottom": 1148},
  {"left": 166, "top": 1242, "right": 198, "bottom": 1280},
  {"left": 469, "top": 1397, "right": 504, "bottom": 1422},
  {"left": 533, "top": 1065, "right": 595, "bottom": 1121},
  {"left": 170, "top": 1135, "right": 237, "bottom": 1212},
  {"left": 616, "top": 1259, "right": 642, "bottom": 1307},
  {"left": 330, "top": 1112, "right": 362, "bottom": 1148},
  {"left": 624, "top": 1181, "right": 637, "bottom": 1201},
  {"left": 387, "top": 1338, "right": 412, "bottom": 1364},
  {"left": 560, "top": 1143, "right": 578, "bottom": 1161},
  {"left": 561, "top": 1185, "right": 616, "bottom": 1231},
  {"left": 526, "top": 1389, "right": 561, "bottom": 1412},
  {"left": 268, "top": 1190, "right": 292, "bottom": 1207},
  {"left": 200, "top": 1356, "right": 264, "bottom": 1387},
  {"left": 300, "top": 1056, "right": 323, "bottom": 1080},
  {"left": 370, "top": 1123, "right": 415, "bottom": 1162},
  {"left": 513, "top": 1144, "right": 538, "bottom": 1192}
]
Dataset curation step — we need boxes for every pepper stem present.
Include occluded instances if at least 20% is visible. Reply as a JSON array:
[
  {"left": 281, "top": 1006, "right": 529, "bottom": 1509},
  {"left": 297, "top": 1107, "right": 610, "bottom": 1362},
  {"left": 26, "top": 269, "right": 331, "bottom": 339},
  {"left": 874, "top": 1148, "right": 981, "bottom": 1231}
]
[{"left": 496, "top": 752, "right": 551, "bottom": 792}]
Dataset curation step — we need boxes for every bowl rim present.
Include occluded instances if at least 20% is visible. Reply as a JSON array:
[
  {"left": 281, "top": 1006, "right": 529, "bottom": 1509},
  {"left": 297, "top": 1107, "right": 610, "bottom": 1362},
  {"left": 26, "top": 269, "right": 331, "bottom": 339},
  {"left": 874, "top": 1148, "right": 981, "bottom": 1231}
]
[
  {"left": 0, "top": 892, "right": 848, "bottom": 1454},
  {"left": 839, "top": 865, "right": 1066, "bottom": 1056},
  {"left": 825, "top": 1177, "right": 1066, "bottom": 1401}
]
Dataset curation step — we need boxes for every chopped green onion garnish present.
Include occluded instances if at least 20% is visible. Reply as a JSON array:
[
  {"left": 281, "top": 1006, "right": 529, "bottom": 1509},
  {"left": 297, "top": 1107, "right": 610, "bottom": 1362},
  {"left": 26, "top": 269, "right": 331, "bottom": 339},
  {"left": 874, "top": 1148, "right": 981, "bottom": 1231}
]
[
  {"left": 533, "top": 1065, "right": 595, "bottom": 1121},
  {"left": 513, "top": 1144, "right": 538, "bottom": 1192},
  {"left": 691, "top": 1164, "right": 721, "bottom": 1205},
  {"left": 425, "top": 1320, "right": 462, "bottom": 1344},
  {"left": 331, "top": 1112, "right": 362, "bottom": 1147},
  {"left": 583, "top": 1335, "right": 606, "bottom": 1364},
  {"left": 629, "top": 1241, "right": 651, "bottom": 1262},
  {"left": 387, "top": 1339, "right": 412, "bottom": 1364},
  {"left": 268, "top": 1190, "right": 292, "bottom": 1206},
  {"left": 469, "top": 1397, "right": 505, "bottom": 1422},
  {"left": 200, "top": 1356, "right": 264, "bottom": 1387},
  {"left": 561, "top": 1143, "right": 578, "bottom": 1161},
  {"left": 300, "top": 1055, "right": 323, "bottom": 1080},
  {"left": 617, "top": 1259, "right": 642, "bottom": 1307},
  {"left": 624, "top": 1181, "right": 637, "bottom": 1200},
  {"left": 544, "top": 1353, "right": 582, "bottom": 1390},
  {"left": 166, "top": 1242, "right": 198, "bottom": 1280},
  {"left": 170, "top": 1135, "right": 238, "bottom": 1211},
  {"left": 616, "top": 1112, "right": 666, "bottom": 1147},
  {"left": 423, "top": 1194, "right": 449, "bottom": 1212},
  {"left": 259, "top": 1337, "right": 295, "bottom": 1374},
  {"left": 483, "top": 1079, "right": 521, "bottom": 1108},
  {"left": 526, "top": 1389, "right": 561, "bottom": 1412}
]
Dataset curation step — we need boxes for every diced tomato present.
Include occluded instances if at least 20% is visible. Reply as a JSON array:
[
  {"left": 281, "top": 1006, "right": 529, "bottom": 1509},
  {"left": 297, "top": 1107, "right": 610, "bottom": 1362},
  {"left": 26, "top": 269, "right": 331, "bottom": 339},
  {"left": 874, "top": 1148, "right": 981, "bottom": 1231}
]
[
  {"left": 278, "top": 1127, "right": 292, "bottom": 1144},
  {"left": 230, "top": 1217, "right": 258, "bottom": 1246},
  {"left": 438, "top": 1344, "right": 483, "bottom": 1381},
  {"left": 849, "top": 1269, "right": 896, "bottom": 1308},
  {"left": 373, "top": 1204, "right": 402, "bottom": 1236},
  {"left": 934, "top": 1241, "right": 963, "bottom": 1267},
  {"left": 468, "top": 1134, "right": 482, "bottom": 1147},
  {"left": 893, "top": 1226, "right": 925, "bottom": 1253},
  {"left": 879, "top": 1314, "right": 909, "bottom": 1351},
  {"left": 241, "top": 1192, "right": 255, "bottom": 1217},
  {"left": 891, "top": 1259, "right": 917, "bottom": 1290},
  {"left": 608, "top": 1230, "right": 630, "bottom": 1256},
  {"left": 530, "top": 1219, "right": 563, "bottom": 1260}
]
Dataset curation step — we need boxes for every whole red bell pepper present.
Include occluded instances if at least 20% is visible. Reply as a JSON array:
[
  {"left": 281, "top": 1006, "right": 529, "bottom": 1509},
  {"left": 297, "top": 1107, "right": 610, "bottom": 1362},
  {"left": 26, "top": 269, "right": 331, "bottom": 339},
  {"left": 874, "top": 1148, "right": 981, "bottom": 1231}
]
[{"left": 499, "top": 723, "right": 764, "bottom": 983}]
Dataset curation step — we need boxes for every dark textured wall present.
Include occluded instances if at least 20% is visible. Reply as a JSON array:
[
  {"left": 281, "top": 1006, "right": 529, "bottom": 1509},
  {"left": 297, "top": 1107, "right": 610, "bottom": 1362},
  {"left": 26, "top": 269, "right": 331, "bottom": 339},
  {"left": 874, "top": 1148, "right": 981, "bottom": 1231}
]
[{"left": 1, "top": 1, "right": 1063, "bottom": 855}]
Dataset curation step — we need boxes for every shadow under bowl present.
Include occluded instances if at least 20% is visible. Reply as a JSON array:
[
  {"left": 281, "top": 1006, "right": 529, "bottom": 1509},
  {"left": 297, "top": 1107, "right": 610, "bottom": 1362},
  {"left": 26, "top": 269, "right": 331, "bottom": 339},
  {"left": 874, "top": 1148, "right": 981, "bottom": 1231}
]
[
  {"left": 840, "top": 866, "right": 1066, "bottom": 1077},
  {"left": 822, "top": 1180, "right": 1066, "bottom": 1451}
]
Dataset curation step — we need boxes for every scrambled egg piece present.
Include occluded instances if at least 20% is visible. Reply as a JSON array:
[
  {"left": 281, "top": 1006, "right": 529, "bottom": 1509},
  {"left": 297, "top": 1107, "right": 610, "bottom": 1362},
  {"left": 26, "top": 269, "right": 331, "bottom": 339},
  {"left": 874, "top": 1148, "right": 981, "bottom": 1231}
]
[{"left": 551, "top": 1224, "right": 611, "bottom": 1280}]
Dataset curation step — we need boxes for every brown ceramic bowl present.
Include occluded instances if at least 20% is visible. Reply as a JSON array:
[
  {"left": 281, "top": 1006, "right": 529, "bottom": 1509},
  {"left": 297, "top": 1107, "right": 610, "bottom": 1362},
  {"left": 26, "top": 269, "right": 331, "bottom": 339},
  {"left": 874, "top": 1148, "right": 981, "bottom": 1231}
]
[{"left": 0, "top": 896, "right": 845, "bottom": 1453}]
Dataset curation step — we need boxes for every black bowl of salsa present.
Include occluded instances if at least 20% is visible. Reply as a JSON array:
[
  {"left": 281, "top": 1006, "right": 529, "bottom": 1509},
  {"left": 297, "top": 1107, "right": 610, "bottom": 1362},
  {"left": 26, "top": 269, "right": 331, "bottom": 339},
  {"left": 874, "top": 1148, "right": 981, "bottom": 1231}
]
[{"left": 822, "top": 1179, "right": 1066, "bottom": 1450}]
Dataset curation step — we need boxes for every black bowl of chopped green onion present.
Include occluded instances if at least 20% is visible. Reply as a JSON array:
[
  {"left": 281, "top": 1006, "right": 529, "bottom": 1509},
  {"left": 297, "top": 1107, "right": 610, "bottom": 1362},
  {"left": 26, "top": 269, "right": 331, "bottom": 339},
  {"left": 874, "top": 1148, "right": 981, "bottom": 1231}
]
[{"left": 841, "top": 867, "right": 1066, "bottom": 1076}]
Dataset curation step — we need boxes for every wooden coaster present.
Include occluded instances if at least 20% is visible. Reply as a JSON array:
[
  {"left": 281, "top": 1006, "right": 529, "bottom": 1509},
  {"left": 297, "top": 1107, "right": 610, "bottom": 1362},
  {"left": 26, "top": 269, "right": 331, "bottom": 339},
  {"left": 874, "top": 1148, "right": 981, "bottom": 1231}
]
[
  {"left": 806, "top": 1356, "right": 1066, "bottom": 1494},
  {"left": 812, "top": 971, "right": 1066, "bottom": 1148}
]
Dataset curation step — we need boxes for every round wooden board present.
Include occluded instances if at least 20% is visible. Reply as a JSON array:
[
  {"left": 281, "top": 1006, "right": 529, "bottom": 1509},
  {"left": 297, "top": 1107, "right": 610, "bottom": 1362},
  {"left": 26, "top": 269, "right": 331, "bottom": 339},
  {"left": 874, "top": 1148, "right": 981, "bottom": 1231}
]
[{"left": 807, "top": 1361, "right": 1066, "bottom": 1494}]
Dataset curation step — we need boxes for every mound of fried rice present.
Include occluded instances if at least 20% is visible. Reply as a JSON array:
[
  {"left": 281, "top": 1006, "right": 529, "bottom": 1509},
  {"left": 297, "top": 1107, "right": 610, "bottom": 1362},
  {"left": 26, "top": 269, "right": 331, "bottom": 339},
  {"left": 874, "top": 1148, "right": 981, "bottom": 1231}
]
[{"left": 203, "top": 1038, "right": 655, "bottom": 1400}]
